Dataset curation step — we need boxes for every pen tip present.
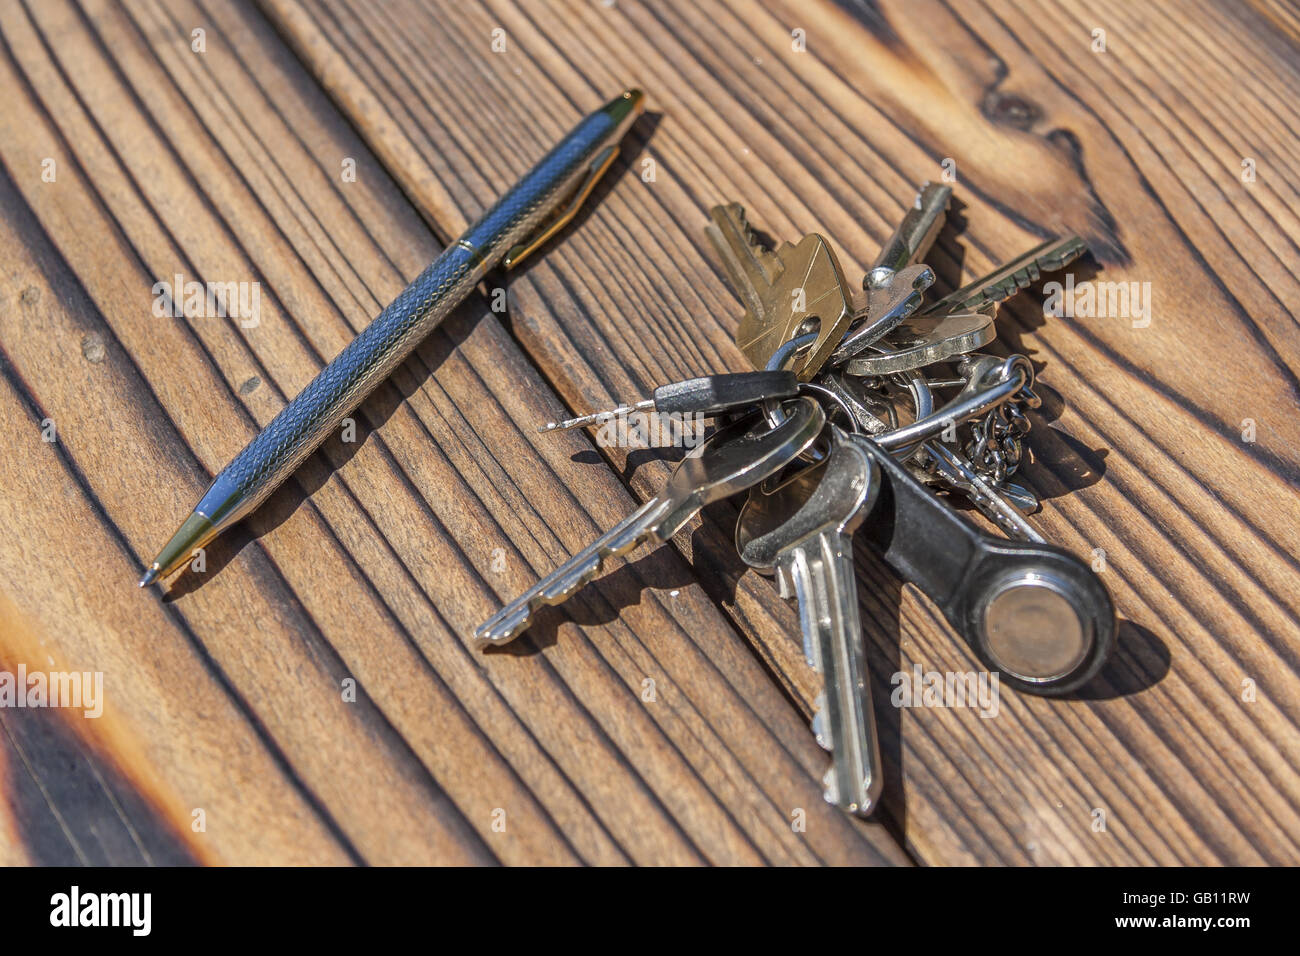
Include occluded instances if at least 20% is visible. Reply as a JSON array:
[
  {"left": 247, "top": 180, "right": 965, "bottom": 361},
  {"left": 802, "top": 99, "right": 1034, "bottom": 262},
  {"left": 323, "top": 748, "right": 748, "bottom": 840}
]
[
  {"left": 603, "top": 89, "right": 645, "bottom": 129},
  {"left": 138, "top": 565, "right": 160, "bottom": 588}
]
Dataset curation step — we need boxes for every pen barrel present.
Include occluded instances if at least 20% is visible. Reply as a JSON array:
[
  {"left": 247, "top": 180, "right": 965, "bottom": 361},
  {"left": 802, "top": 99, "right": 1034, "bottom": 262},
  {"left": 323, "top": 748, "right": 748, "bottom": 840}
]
[
  {"left": 196, "top": 245, "right": 481, "bottom": 527},
  {"left": 196, "top": 103, "right": 628, "bottom": 528}
]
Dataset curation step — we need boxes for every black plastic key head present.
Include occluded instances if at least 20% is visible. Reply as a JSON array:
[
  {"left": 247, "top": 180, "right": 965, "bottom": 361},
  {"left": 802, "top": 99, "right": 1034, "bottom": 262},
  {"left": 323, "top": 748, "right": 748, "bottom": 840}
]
[
  {"left": 851, "top": 434, "right": 1115, "bottom": 695},
  {"left": 652, "top": 370, "right": 798, "bottom": 416}
]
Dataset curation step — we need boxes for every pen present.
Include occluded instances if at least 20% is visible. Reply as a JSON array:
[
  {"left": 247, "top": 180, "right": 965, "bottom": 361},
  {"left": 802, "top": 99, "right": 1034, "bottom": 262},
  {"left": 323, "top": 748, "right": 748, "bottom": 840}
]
[{"left": 140, "top": 89, "right": 645, "bottom": 587}]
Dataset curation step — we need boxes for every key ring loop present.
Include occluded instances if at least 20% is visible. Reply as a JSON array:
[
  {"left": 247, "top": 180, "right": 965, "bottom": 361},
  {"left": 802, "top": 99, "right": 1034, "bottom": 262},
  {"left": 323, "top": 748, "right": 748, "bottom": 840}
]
[
  {"left": 760, "top": 328, "right": 1029, "bottom": 464},
  {"left": 760, "top": 333, "right": 854, "bottom": 453},
  {"left": 760, "top": 383, "right": 860, "bottom": 467},
  {"left": 875, "top": 366, "right": 1026, "bottom": 451}
]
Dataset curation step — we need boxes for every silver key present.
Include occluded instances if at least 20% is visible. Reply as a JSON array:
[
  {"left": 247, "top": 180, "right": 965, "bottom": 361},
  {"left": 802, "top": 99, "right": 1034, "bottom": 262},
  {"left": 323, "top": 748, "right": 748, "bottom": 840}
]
[
  {"left": 865, "top": 181, "right": 952, "bottom": 290},
  {"left": 826, "top": 182, "right": 950, "bottom": 366},
  {"left": 736, "top": 436, "right": 883, "bottom": 816},
  {"left": 828, "top": 264, "right": 934, "bottom": 366},
  {"left": 474, "top": 396, "right": 826, "bottom": 646},
  {"left": 924, "top": 441, "right": 1044, "bottom": 542},
  {"left": 843, "top": 308, "right": 996, "bottom": 376},
  {"left": 998, "top": 481, "right": 1039, "bottom": 513},
  {"left": 921, "top": 236, "right": 1087, "bottom": 316}
]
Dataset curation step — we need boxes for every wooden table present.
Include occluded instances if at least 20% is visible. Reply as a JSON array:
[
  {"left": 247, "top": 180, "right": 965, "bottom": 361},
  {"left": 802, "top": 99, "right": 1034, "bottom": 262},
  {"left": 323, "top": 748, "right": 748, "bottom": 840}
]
[{"left": 0, "top": 0, "right": 1296, "bottom": 866}]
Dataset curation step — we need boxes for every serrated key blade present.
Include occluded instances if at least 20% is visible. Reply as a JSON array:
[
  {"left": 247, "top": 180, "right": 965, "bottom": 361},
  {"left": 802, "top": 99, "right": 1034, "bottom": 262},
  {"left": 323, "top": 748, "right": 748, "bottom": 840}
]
[
  {"left": 706, "top": 202, "right": 780, "bottom": 325},
  {"left": 475, "top": 398, "right": 825, "bottom": 647},
  {"left": 923, "top": 236, "right": 1088, "bottom": 316},
  {"left": 738, "top": 438, "right": 883, "bottom": 817}
]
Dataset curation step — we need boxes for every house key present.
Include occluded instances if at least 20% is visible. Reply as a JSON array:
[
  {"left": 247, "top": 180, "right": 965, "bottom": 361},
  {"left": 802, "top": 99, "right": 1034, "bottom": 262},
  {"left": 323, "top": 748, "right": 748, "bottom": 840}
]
[
  {"left": 706, "top": 203, "right": 855, "bottom": 381},
  {"left": 922, "top": 236, "right": 1088, "bottom": 316},
  {"left": 475, "top": 397, "right": 825, "bottom": 646},
  {"left": 736, "top": 436, "right": 883, "bottom": 816},
  {"left": 829, "top": 182, "right": 951, "bottom": 366}
]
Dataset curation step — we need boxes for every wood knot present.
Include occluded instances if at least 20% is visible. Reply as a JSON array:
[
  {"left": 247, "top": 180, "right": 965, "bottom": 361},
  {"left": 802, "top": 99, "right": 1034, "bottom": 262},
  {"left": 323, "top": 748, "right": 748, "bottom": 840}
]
[
  {"left": 982, "top": 91, "right": 1042, "bottom": 131},
  {"left": 80, "top": 332, "right": 106, "bottom": 364}
]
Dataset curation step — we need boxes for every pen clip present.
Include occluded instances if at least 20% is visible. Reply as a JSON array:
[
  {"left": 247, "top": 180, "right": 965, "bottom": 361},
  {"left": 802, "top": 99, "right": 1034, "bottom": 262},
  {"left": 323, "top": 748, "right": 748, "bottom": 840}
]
[{"left": 503, "top": 145, "right": 618, "bottom": 270}]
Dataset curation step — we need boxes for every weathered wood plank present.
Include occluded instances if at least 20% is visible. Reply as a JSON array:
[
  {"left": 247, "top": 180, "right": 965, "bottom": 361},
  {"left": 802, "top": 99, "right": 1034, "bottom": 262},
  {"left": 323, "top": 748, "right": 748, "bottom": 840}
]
[
  {"left": 0, "top": 0, "right": 906, "bottom": 864},
  {"left": 258, "top": 0, "right": 1300, "bottom": 864},
  {"left": 0, "top": 597, "right": 198, "bottom": 867}
]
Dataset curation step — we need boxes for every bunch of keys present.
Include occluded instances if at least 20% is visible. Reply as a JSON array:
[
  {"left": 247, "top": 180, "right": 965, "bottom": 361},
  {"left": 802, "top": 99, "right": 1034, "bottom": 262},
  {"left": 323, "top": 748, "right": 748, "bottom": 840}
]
[{"left": 475, "top": 183, "right": 1115, "bottom": 818}]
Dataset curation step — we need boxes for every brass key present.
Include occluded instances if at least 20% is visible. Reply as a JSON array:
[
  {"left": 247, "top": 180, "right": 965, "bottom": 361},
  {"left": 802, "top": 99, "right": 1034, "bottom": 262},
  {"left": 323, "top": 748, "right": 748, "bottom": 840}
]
[{"left": 706, "top": 203, "right": 855, "bottom": 382}]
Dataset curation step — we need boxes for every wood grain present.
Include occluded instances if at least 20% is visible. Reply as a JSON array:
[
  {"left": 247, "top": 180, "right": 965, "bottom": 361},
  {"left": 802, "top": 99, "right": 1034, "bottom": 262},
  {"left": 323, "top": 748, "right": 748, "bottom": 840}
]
[
  {"left": 255, "top": 0, "right": 1300, "bottom": 865},
  {"left": 0, "top": 0, "right": 906, "bottom": 864}
]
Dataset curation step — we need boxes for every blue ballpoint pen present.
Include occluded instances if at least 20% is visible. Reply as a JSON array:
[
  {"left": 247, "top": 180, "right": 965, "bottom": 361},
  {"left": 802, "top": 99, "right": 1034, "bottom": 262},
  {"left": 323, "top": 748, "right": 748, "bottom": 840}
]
[{"left": 140, "top": 89, "right": 645, "bottom": 586}]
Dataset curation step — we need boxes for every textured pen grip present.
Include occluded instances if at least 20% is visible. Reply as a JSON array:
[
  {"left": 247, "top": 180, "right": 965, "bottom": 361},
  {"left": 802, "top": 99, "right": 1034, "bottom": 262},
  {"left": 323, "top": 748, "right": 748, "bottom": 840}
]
[
  {"left": 208, "top": 246, "right": 481, "bottom": 523},
  {"left": 199, "top": 106, "right": 622, "bottom": 525}
]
